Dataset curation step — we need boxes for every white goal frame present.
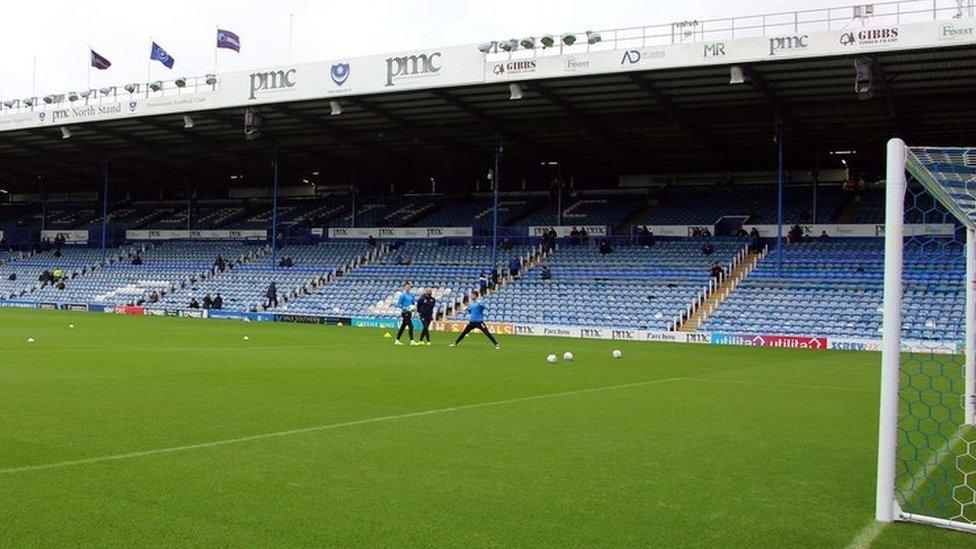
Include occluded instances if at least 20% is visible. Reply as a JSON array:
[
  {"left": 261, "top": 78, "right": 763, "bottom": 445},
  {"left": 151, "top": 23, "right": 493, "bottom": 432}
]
[{"left": 876, "top": 138, "right": 976, "bottom": 533}]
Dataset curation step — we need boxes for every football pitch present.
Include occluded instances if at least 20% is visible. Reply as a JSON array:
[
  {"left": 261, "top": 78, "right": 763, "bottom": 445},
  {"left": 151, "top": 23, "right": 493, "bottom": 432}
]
[{"left": 0, "top": 309, "right": 972, "bottom": 547}]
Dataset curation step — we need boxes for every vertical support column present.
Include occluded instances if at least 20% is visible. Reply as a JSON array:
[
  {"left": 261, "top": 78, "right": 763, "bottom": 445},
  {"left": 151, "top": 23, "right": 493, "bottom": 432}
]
[
  {"left": 350, "top": 165, "right": 357, "bottom": 229},
  {"left": 876, "top": 137, "right": 907, "bottom": 523},
  {"left": 775, "top": 121, "right": 784, "bottom": 273},
  {"left": 271, "top": 147, "right": 279, "bottom": 271},
  {"left": 812, "top": 152, "right": 820, "bottom": 223},
  {"left": 557, "top": 161, "right": 563, "bottom": 227},
  {"left": 491, "top": 135, "right": 502, "bottom": 270},
  {"left": 101, "top": 159, "right": 109, "bottom": 263},
  {"left": 967, "top": 227, "right": 976, "bottom": 425}
]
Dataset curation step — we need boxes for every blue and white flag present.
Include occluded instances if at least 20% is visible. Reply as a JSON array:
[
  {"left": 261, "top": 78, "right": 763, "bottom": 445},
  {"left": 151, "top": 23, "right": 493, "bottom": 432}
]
[
  {"left": 150, "top": 42, "right": 175, "bottom": 69},
  {"left": 217, "top": 29, "right": 240, "bottom": 52},
  {"left": 90, "top": 50, "right": 111, "bottom": 70}
]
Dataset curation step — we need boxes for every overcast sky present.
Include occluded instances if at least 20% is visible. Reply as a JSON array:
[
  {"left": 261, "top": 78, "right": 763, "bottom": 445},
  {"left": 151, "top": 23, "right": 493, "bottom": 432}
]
[{"left": 1, "top": 0, "right": 835, "bottom": 99}]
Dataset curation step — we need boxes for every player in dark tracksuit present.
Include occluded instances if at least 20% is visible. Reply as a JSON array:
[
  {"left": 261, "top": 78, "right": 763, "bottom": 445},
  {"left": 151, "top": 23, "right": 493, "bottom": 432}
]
[
  {"left": 416, "top": 289, "right": 436, "bottom": 345},
  {"left": 450, "top": 291, "right": 500, "bottom": 349}
]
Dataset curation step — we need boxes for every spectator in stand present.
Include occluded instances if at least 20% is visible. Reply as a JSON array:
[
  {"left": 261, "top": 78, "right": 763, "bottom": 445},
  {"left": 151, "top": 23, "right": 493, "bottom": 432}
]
[
  {"left": 56, "top": 280, "right": 65, "bottom": 290},
  {"left": 500, "top": 237, "right": 514, "bottom": 251},
  {"left": 735, "top": 228, "right": 748, "bottom": 237},
  {"left": 490, "top": 268, "right": 500, "bottom": 289},
  {"left": 367, "top": 235, "right": 377, "bottom": 248},
  {"left": 709, "top": 262, "right": 724, "bottom": 280},
  {"left": 52, "top": 267, "right": 63, "bottom": 280},
  {"left": 213, "top": 293, "right": 224, "bottom": 310},
  {"left": 202, "top": 294, "right": 214, "bottom": 309},
  {"left": 749, "top": 227, "right": 760, "bottom": 238},
  {"left": 189, "top": 297, "right": 201, "bottom": 309},
  {"left": 267, "top": 281, "right": 278, "bottom": 308},
  {"left": 547, "top": 227, "right": 557, "bottom": 247},
  {"left": 749, "top": 232, "right": 763, "bottom": 253},
  {"left": 131, "top": 255, "right": 143, "bottom": 265},
  {"left": 541, "top": 265, "right": 552, "bottom": 280},
  {"left": 570, "top": 227, "right": 581, "bottom": 246},
  {"left": 820, "top": 230, "right": 830, "bottom": 241},
  {"left": 416, "top": 288, "right": 436, "bottom": 345},
  {"left": 148, "top": 291, "right": 159, "bottom": 303},
  {"left": 701, "top": 242, "right": 714, "bottom": 256},
  {"left": 479, "top": 272, "right": 489, "bottom": 296},
  {"left": 214, "top": 255, "right": 226, "bottom": 272},
  {"left": 702, "top": 228, "right": 712, "bottom": 237},
  {"left": 53, "top": 248, "right": 62, "bottom": 258},
  {"left": 599, "top": 240, "right": 614, "bottom": 255},
  {"left": 508, "top": 256, "right": 522, "bottom": 277},
  {"left": 7, "top": 272, "right": 15, "bottom": 281},
  {"left": 647, "top": 229, "right": 656, "bottom": 246},
  {"left": 579, "top": 227, "right": 589, "bottom": 243}
]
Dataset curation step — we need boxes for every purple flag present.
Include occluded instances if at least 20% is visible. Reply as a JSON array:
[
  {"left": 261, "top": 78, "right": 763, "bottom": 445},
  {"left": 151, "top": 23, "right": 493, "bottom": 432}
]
[
  {"left": 90, "top": 49, "right": 111, "bottom": 70},
  {"left": 217, "top": 29, "right": 241, "bottom": 52}
]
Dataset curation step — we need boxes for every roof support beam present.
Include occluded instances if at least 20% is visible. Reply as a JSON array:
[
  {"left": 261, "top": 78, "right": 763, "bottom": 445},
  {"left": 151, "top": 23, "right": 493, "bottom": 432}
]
[
  {"left": 628, "top": 74, "right": 725, "bottom": 154},
  {"left": 430, "top": 90, "right": 559, "bottom": 158},
  {"left": 343, "top": 96, "right": 478, "bottom": 159}
]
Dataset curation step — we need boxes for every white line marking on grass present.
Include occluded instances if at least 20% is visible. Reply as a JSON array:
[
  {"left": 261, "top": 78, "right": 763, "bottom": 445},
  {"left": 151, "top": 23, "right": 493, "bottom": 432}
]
[
  {"left": 0, "top": 376, "right": 689, "bottom": 475},
  {"left": 845, "top": 520, "right": 886, "bottom": 549}
]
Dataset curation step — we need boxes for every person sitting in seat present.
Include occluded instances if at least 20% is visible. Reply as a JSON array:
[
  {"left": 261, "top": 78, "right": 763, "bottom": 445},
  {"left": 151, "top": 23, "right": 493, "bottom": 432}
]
[
  {"left": 189, "top": 297, "right": 200, "bottom": 309},
  {"left": 541, "top": 265, "right": 552, "bottom": 280},
  {"left": 202, "top": 294, "right": 214, "bottom": 309},
  {"left": 131, "top": 255, "right": 143, "bottom": 265},
  {"left": 599, "top": 240, "right": 613, "bottom": 255},
  {"left": 570, "top": 227, "right": 581, "bottom": 246},
  {"left": 7, "top": 272, "right": 15, "bottom": 281},
  {"left": 508, "top": 256, "right": 522, "bottom": 277},
  {"left": 52, "top": 267, "right": 63, "bottom": 280},
  {"left": 213, "top": 293, "right": 223, "bottom": 310},
  {"left": 709, "top": 262, "right": 724, "bottom": 280},
  {"left": 214, "top": 255, "right": 226, "bottom": 272},
  {"left": 819, "top": 230, "right": 830, "bottom": 241},
  {"left": 701, "top": 242, "right": 714, "bottom": 256}
]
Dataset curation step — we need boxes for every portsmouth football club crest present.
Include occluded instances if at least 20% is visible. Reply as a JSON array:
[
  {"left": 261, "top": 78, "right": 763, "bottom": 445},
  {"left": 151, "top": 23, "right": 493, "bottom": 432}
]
[
  {"left": 331, "top": 63, "right": 350, "bottom": 86},
  {"left": 128, "top": 101, "right": 137, "bottom": 112},
  {"left": 38, "top": 112, "right": 45, "bottom": 122}
]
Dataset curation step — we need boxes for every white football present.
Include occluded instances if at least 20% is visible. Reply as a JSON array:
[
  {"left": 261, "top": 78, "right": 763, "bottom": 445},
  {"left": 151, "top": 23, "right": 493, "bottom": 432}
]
[
  {"left": 27, "top": 337, "right": 34, "bottom": 343},
  {"left": 243, "top": 336, "right": 250, "bottom": 341},
  {"left": 546, "top": 354, "right": 558, "bottom": 364},
  {"left": 68, "top": 324, "right": 75, "bottom": 329},
  {"left": 563, "top": 351, "right": 574, "bottom": 362},
  {"left": 612, "top": 349, "right": 622, "bottom": 359}
]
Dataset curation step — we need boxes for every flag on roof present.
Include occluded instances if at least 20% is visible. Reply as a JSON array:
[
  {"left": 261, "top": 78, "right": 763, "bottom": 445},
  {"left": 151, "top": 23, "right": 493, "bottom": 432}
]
[
  {"left": 90, "top": 50, "right": 111, "bottom": 70},
  {"left": 150, "top": 42, "right": 175, "bottom": 69},
  {"left": 217, "top": 29, "right": 241, "bottom": 52}
]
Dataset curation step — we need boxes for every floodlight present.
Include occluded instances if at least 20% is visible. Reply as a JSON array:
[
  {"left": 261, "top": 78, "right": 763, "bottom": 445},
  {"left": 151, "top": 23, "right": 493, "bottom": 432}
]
[
  {"left": 99, "top": 87, "right": 114, "bottom": 96},
  {"left": 540, "top": 35, "right": 555, "bottom": 48},
  {"left": 174, "top": 77, "right": 187, "bottom": 88},
  {"left": 562, "top": 34, "right": 577, "bottom": 46},
  {"left": 149, "top": 81, "right": 163, "bottom": 92},
  {"left": 499, "top": 39, "right": 517, "bottom": 52},
  {"left": 79, "top": 90, "right": 91, "bottom": 99},
  {"left": 729, "top": 65, "right": 745, "bottom": 84},
  {"left": 125, "top": 83, "right": 139, "bottom": 93},
  {"left": 330, "top": 100, "right": 342, "bottom": 116},
  {"left": 60, "top": 126, "right": 72, "bottom": 139},
  {"left": 509, "top": 83, "right": 523, "bottom": 101},
  {"left": 43, "top": 95, "right": 56, "bottom": 104},
  {"left": 183, "top": 114, "right": 194, "bottom": 129},
  {"left": 478, "top": 42, "right": 494, "bottom": 54},
  {"left": 2, "top": 100, "right": 15, "bottom": 108},
  {"left": 520, "top": 37, "right": 535, "bottom": 49},
  {"left": 205, "top": 74, "right": 217, "bottom": 85},
  {"left": 586, "top": 31, "right": 602, "bottom": 45},
  {"left": 68, "top": 92, "right": 79, "bottom": 102},
  {"left": 23, "top": 98, "right": 34, "bottom": 107}
]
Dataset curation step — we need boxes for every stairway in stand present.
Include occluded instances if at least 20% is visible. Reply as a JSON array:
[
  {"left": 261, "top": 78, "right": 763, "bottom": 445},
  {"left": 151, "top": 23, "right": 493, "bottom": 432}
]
[{"left": 680, "top": 249, "right": 763, "bottom": 332}]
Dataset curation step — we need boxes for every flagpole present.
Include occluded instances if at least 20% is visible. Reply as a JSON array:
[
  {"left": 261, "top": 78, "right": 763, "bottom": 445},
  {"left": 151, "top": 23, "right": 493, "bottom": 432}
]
[
  {"left": 214, "top": 26, "right": 219, "bottom": 74},
  {"left": 87, "top": 45, "right": 91, "bottom": 93},
  {"left": 288, "top": 14, "right": 294, "bottom": 61},
  {"left": 32, "top": 54, "right": 37, "bottom": 98},
  {"left": 147, "top": 36, "right": 152, "bottom": 97}
]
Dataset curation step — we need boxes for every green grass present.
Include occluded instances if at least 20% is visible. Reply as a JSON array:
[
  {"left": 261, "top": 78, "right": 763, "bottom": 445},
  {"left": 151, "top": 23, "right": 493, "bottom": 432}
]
[{"left": 0, "top": 308, "right": 972, "bottom": 547}]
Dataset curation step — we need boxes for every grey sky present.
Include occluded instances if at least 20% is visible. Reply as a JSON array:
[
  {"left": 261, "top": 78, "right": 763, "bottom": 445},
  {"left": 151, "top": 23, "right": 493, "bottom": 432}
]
[{"left": 0, "top": 0, "right": 834, "bottom": 99}]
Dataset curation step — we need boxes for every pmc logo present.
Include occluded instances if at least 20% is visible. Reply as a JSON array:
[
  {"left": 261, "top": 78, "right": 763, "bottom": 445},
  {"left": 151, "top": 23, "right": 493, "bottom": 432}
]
[
  {"left": 249, "top": 68, "right": 297, "bottom": 100},
  {"left": 331, "top": 63, "right": 350, "bottom": 86},
  {"left": 768, "top": 34, "right": 808, "bottom": 56},
  {"left": 385, "top": 52, "right": 441, "bottom": 87}
]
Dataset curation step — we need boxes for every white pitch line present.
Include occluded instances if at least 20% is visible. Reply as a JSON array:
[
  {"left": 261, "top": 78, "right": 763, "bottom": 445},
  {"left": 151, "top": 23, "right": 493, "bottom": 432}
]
[
  {"left": 845, "top": 520, "right": 886, "bottom": 549},
  {"left": 0, "top": 376, "right": 689, "bottom": 475},
  {"left": 687, "top": 377, "right": 875, "bottom": 393}
]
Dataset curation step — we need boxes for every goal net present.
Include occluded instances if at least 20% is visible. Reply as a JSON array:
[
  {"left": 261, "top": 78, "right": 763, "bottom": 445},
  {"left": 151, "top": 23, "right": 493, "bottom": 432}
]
[{"left": 877, "top": 138, "right": 976, "bottom": 533}]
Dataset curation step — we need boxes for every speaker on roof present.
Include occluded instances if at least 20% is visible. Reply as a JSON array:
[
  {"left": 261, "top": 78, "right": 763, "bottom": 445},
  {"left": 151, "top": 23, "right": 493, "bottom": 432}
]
[{"left": 854, "top": 58, "right": 875, "bottom": 100}]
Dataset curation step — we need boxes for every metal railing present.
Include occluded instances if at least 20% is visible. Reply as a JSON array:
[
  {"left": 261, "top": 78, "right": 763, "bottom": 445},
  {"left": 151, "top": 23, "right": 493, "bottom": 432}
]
[{"left": 486, "top": 0, "right": 973, "bottom": 60}]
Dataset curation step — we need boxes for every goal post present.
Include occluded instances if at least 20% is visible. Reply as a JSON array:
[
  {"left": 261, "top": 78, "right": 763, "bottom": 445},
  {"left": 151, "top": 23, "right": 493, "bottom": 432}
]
[{"left": 876, "top": 138, "right": 976, "bottom": 533}]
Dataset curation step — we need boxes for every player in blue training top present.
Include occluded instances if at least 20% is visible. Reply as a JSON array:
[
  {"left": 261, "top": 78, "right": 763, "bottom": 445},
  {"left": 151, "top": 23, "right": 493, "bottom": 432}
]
[
  {"left": 394, "top": 281, "right": 419, "bottom": 346},
  {"left": 450, "top": 291, "right": 500, "bottom": 349}
]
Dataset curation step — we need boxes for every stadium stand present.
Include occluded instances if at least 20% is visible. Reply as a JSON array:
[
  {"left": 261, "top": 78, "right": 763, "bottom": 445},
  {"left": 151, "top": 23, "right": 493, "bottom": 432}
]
[
  {"left": 644, "top": 185, "right": 850, "bottom": 225},
  {"left": 699, "top": 239, "right": 964, "bottom": 340},
  {"left": 460, "top": 239, "right": 748, "bottom": 330},
  {"left": 277, "top": 241, "right": 539, "bottom": 319},
  {"left": 0, "top": 246, "right": 134, "bottom": 301}
]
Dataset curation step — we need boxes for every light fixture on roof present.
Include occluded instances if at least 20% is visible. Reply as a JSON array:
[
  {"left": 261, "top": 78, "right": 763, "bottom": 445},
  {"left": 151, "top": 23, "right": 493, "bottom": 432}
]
[
  {"left": 60, "top": 126, "right": 72, "bottom": 140},
  {"left": 540, "top": 35, "right": 555, "bottom": 48},
  {"left": 183, "top": 114, "right": 195, "bottom": 129},
  {"left": 729, "top": 65, "right": 746, "bottom": 85},
  {"left": 174, "top": 77, "right": 187, "bottom": 88},
  {"left": 520, "top": 37, "right": 535, "bottom": 49},
  {"left": 79, "top": 90, "right": 91, "bottom": 99},
  {"left": 2, "top": 100, "right": 15, "bottom": 108},
  {"left": 124, "top": 83, "right": 139, "bottom": 93},
  {"left": 312, "top": 171, "right": 320, "bottom": 176},
  {"left": 478, "top": 42, "right": 495, "bottom": 54},
  {"left": 562, "top": 34, "right": 577, "bottom": 46},
  {"left": 43, "top": 95, "right": 56, "bottom": 104},
  {"left": 149, "top": 80, "right": 163, "bottom": 92},
  {"left": 499, "top": 39, "right": 518, "bottom": 52},
  {"left": 330, "top": 100, "right": 342, "bottom": 116},
  {"left": 99, "top": 86, "right": 115, "bottom": 96},
  {"left": 68, "top": 91, "right": 79, "bottom": 102},
  {"left": 586, "top": 31, "right": 602, "bottom": 45},
  {"left": 205, "top": 74, "right": 217, "bottom": 85},
  {"left": 509, "top": 83, "right": 523, "bottom": 101},
  {"left": 854, "top": 57, "right": 875, "bottom": 100},
  {"left": 23, "top": 98, "right": 34, "bottom": 107}
]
